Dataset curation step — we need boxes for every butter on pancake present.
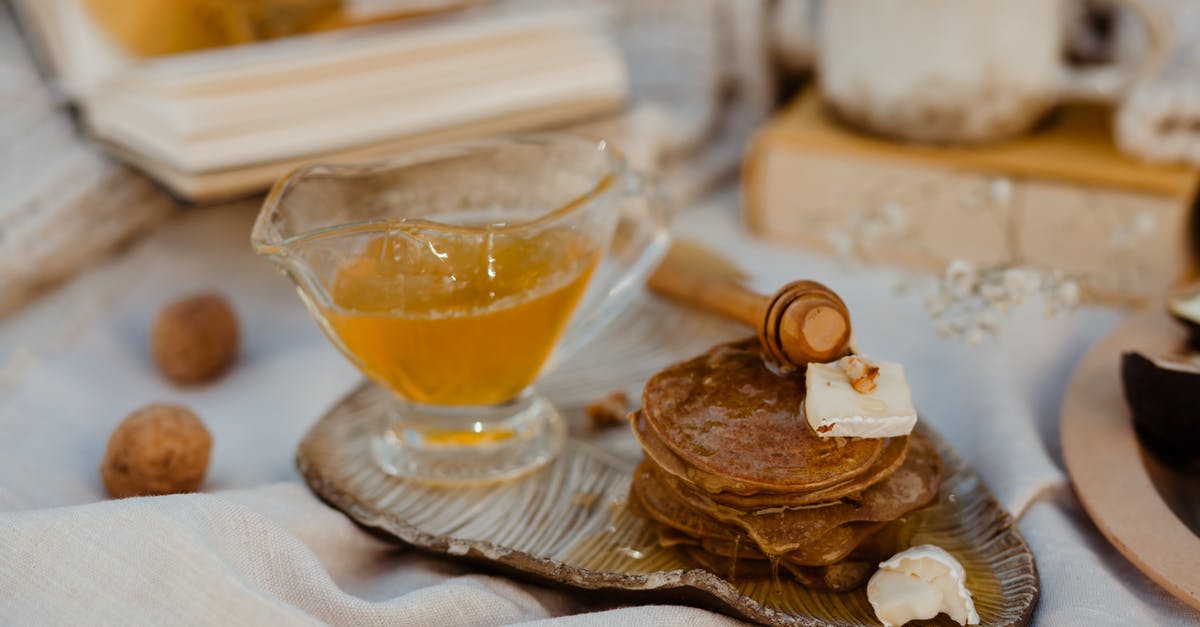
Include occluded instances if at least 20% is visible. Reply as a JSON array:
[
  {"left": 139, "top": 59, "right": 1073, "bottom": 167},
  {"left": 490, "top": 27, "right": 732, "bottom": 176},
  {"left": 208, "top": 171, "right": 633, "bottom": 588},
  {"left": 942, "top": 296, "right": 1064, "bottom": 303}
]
[{"left": 805, "top": 359, "right": 918, "bottom": 439}]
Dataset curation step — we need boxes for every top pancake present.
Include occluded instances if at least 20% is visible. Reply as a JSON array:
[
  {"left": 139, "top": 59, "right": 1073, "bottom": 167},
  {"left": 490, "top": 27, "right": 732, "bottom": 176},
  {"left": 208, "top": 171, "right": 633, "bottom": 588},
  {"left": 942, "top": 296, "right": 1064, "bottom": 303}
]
[
  {"left": 642, "top": 338, "right": 900, "bottom": 491},
  {"left": 632, "top": 410, "right": 909, "bottom": 504}
]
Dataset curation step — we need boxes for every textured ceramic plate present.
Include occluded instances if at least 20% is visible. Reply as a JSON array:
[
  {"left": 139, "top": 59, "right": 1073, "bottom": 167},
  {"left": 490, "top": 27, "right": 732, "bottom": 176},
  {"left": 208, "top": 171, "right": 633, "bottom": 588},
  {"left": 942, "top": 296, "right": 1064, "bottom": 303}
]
[
  {"left": 298, "top": 386, "right": 1037, "bottom": 626},
  {"left": 296, "top": 296, "right": 1038, "bottom": 625},
  {"left": 1061, "top": 309, "right": 1200, "bottom": 612}
]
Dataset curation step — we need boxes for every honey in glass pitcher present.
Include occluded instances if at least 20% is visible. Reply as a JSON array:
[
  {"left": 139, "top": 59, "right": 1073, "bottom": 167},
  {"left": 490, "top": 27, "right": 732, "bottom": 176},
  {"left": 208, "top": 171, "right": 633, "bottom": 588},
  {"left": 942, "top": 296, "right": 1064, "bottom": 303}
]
[
  {"left": 253, "top": 135, "right": 669, "bottom": 483},
  {"left": 320, "top": 224, "right": 599, "bottom": 407}
]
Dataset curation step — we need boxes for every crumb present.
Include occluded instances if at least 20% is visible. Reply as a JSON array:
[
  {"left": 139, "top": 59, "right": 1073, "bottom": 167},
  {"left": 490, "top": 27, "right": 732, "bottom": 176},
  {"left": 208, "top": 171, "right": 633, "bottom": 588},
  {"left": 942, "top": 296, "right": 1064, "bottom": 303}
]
[
  {"left": 585, "top": 391, "right": 631, "bottom": 429},
  {"left": 151, "top": 293, "right": 239, "bottom": 384},
  {"left": 100, "top": 404, "right": 212, "bottom": 498},
  {"left": 838, "top": 355, "right": 880, "bottom": 394}
]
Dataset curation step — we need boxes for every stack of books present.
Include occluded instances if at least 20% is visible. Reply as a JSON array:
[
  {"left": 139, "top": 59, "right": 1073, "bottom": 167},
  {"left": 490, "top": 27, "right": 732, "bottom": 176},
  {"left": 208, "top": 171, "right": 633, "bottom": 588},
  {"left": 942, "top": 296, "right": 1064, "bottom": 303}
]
[{"left": 13, "top": 0, "right": 627, "bottom": 201}]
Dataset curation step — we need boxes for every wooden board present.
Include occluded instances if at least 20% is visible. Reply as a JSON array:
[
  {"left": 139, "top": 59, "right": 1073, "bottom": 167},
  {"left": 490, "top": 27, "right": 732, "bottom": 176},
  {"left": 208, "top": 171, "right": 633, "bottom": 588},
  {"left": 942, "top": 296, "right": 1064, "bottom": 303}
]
[
  {"left": 741, "top": 90, "right": 1199, "bottom": 305},
  {"left": 1061, "top": 309, "right": 1200, "bottom": 611},
  {"left": 758, "top": 90, "right": 1198, "bottom": 198}
]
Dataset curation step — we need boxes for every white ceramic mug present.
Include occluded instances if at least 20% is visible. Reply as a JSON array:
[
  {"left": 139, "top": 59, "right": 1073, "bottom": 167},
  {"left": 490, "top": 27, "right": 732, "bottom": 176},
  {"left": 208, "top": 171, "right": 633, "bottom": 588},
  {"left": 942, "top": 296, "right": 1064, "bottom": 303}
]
[{"left": 818, "top": 0, "right": 1168, "bottom": 143}]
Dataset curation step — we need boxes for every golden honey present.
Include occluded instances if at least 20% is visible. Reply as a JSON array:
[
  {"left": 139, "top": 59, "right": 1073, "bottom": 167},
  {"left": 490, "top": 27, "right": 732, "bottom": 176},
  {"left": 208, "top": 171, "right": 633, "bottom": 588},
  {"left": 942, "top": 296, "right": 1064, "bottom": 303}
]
[{"left": 320, "top": 225, "right": 598, "bottom": 407}]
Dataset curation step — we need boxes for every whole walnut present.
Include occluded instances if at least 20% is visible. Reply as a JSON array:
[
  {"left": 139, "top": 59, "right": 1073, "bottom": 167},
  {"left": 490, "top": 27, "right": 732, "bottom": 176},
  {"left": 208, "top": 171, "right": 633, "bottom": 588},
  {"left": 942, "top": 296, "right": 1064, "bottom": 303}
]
[
  {"left": 100, "top": 404, "right": 212, "bottom": 498},
  {"left": 151, "top": 293, "right": 239, "bottom": 384}
]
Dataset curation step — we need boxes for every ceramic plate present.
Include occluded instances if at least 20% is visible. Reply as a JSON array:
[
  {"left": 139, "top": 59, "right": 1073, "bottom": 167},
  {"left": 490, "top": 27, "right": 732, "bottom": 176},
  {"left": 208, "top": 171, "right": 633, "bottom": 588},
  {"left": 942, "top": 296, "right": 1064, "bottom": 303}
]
[{"left": 1061, "top": 310, "right": 1200, "bottom": 611}]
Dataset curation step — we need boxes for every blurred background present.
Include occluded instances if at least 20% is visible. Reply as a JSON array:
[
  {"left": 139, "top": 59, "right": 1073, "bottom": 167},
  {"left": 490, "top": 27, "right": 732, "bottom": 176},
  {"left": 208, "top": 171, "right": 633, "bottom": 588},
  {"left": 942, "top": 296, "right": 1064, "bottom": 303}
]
[{"left": 3, "top": 0, "right": 1198, "bottom": 320}]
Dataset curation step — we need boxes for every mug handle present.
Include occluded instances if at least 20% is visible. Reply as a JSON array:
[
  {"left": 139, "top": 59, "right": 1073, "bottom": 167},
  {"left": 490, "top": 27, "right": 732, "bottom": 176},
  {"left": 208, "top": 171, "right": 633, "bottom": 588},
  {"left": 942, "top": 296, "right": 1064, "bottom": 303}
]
[
  {"left": 1057, "top": 0, "right": 1171, "bottom": 103},
  {"left": 551, "top": 170, "right": 671, "bottom": 365}
]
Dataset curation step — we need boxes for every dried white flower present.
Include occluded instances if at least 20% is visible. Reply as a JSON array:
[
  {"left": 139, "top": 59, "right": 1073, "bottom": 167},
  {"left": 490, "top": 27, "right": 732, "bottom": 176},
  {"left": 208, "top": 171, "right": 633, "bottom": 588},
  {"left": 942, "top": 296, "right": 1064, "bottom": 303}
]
[
  {"left": 976, "top": 311, "right": 999, "bottom": 331},
  {"left": 934, "top": 321, "right": 957, "bottom": 337},
  {"left": 880, "top": 202, "right": 909, "bottom": 231},
  {"left": 924, "top": 294, "right": 947, "bottom": 318},
  {"left": 1111, "top": 211, "right": 1160, "bottom": 251},
  {"left": 980, "top": 283, "right": 1007, "bottom": 304},
  {"left": 1002, "top": 268, "right": 1034, "bottom": 294},
  {"left": 945, "top": 259, "right": 974, "bottom": 281},
  {"left": 1055, "top": 282, "right": 1081, "bottom": 307},
  {"left": 825, "top": 202, "right": 914, "bottom": 264},
  {"left": 923, "top": 261, "right": 1083, "bottom": 343},
  {"left": 826, "top": 231, "right": 854, "bottom": 261},
  {"left": 1131, "top": 212, "right": 1156, "bottom": 236},
  {"left": 988, "top": 178, "right": 1013, "bottom": 206}
]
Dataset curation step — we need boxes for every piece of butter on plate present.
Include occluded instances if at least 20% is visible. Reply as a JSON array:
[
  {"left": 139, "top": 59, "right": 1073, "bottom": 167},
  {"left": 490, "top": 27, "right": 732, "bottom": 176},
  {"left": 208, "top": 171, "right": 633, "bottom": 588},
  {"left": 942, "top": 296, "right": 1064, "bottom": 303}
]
[
  {"left": 805, "top": 359, "right": 917, "bottom": 438},
  {"left": 867, "top": 544, "right": 980, "bottom": 627}
]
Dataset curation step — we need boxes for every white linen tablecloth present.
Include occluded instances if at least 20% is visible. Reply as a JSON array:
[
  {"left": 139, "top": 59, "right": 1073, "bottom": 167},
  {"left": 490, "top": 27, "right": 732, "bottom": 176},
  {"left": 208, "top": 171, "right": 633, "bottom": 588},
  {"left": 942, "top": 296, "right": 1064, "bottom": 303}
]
[{"left": 1, "top": 194, "right": 1198, "bottom": 626}]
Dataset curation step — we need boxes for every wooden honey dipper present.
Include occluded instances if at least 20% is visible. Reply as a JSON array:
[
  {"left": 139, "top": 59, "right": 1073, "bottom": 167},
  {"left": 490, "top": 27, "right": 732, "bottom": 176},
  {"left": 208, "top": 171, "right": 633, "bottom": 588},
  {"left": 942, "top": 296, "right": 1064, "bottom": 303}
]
[{"left": 646, "top": 241, "right": 852, "bottom": 368}]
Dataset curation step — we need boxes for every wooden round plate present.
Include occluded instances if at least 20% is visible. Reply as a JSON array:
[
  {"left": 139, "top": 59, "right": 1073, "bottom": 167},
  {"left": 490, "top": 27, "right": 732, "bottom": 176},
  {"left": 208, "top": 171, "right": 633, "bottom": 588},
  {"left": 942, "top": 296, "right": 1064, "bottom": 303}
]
[{"left": 1061, "top": 309, "right": 1200, "bottom": 611}]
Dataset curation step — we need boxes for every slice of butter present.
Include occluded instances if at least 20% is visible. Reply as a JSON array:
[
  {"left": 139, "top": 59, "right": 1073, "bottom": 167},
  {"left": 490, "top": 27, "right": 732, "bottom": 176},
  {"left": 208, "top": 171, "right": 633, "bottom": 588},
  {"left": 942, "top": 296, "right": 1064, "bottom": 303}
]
[
  {"left": 867, "top": 544, "right": 980, "bottom": 627},
  {"left": 804, "top": 360, "right": 917, "bottom": 438}
]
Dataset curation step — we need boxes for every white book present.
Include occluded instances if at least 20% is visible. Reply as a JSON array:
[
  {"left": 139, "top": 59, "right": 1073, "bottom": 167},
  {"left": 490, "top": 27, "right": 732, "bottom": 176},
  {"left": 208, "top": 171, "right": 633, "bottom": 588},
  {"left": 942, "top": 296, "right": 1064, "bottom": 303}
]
[{"left": 12, "top": 0, "right": 628, "bottom": 202}]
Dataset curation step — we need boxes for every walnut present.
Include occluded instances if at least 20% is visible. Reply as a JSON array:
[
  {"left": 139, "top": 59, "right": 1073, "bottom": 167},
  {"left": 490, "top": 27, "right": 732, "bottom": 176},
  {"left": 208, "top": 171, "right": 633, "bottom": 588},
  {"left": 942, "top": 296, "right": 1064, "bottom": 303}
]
[
  {"left": 151, "top": 293, "right": 239, "bottom": 384},
  {"left": 585, "top": 391, "right": 631, "bottom": 429},
  {"left": 100, "top": 404, "right": 212, "bottom": 498},
  {"left": 838, "top": 355, "right": 880, "bottom": 394}
]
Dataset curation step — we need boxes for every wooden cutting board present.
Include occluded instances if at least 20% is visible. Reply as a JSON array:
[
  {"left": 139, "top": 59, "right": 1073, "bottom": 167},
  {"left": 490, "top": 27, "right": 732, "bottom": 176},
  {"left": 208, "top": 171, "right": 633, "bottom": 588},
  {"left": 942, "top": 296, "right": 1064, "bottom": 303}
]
[{"left": 743, "top": 90, "right": 1200, "bottom": 304}]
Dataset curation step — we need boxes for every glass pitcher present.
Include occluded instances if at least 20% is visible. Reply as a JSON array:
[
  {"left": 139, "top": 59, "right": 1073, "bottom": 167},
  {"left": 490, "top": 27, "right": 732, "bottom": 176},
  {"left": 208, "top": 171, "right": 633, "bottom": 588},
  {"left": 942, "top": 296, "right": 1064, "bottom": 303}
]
[{"left": 252, "top": 135, "right": 668, "bottom": 484}]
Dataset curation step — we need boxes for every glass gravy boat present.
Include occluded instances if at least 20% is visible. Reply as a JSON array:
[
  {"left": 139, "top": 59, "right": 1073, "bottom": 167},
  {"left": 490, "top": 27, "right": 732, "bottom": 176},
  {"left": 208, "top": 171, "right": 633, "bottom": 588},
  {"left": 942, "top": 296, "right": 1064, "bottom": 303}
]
[{"left": 252, "top": 135, "right": 668, "bottom": 484}]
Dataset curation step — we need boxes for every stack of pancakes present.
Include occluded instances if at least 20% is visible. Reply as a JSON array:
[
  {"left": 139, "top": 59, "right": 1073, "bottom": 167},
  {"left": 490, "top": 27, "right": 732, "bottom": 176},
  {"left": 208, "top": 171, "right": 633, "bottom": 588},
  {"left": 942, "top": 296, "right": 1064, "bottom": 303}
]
[{"left": 629, "top": 339, "right": 942, "bottom": 591}]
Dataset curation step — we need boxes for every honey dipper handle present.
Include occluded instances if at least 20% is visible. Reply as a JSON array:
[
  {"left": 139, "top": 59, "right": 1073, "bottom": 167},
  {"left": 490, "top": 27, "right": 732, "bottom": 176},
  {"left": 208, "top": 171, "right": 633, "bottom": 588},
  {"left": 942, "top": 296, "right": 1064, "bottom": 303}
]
[
  {"left": 646, "top": 256, "right": 765, "bottom": 327},
  {"left": 648, "top": 248, "right": 852, "bottom": 368},
  {"left": 759, "top": 280, "right": 852, "bottom": 368}
]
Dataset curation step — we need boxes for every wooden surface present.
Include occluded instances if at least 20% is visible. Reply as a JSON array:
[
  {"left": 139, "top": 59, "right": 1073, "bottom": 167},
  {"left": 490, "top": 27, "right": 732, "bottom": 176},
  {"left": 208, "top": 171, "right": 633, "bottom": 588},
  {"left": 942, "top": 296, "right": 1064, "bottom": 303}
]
[
  {"left": 1061, "top": 309, "right": 1200, "bottom": 612},
  {"left": 762, "top": 90, "right": 1198, "bottom": 198}
]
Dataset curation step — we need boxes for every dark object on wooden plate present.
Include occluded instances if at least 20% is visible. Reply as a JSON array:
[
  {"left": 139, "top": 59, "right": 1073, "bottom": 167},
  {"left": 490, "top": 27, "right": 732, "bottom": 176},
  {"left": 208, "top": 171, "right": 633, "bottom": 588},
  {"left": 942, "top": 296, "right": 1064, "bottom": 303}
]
[
  {"left": 1168, "top": 286, "right": 1200, "bottom": 352},
  {"left": 1121, "top": 351, "right": 1200, "bottom": 469},
  {"left": 1063, "top": 309, "right": 1200, "bottom": 612}
]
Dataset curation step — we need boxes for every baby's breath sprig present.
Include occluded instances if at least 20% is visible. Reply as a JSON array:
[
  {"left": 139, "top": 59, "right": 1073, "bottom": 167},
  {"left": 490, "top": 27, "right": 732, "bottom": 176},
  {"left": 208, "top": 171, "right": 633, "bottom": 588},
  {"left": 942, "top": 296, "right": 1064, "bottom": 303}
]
[{"left": 924, "top": 260, "right": 1081, "bottom": 344}]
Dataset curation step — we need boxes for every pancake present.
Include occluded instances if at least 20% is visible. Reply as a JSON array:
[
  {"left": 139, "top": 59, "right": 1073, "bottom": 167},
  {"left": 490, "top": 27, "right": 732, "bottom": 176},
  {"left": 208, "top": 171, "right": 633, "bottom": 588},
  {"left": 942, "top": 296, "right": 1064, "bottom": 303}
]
[
  {"left": 646, "top": 498, "right": 879, "bottom": 589},
  {"left": 642, "top": 338, "right": 900, "bottom": 492},
  {"left": 632, "top": 410, "right": 909, "bottom": 505},
  {"left": 628, "top": 335, "right": 944, "bottom": 591},
  {"left": 632, "top": 460, "right": 895, "bottom": 566},
  {"left": 630, "top": 461, "right": 739, "bottom": 543},
  {"left": 696, "top": 523, "right": 887, "bottom": 566},
  {"left": 664, "top": 431, "right": 941, "bottom": 556}
]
